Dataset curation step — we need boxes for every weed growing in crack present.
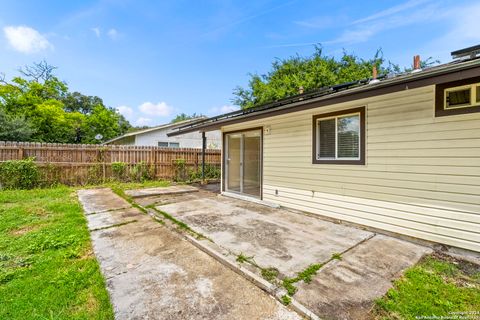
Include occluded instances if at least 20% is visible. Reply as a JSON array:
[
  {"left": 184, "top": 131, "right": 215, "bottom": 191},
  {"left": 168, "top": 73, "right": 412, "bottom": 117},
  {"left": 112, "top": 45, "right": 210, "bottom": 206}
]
[
  {"left": 281, "top": 263, "right": 325, "bottom": 296},
  {"left": 282, "top": 278, "right": 297, "bottom": 296},
  {"left": 331, "top": 252, "right": 342, "bottom": 260},
  {"left": 281, "top": 295, "right": 291, "bottom": 305},
  {"left": 236, "top": 253, "right": 255, "bottom": 264},
  {"left": 261, "top": 267, "right": 279, "bottom": 282},
  {"left": 147, "top": 206, "right": 209, "bottom": 240},
  {"left": 297, "top": 263, "right": 323, "bottom": 283}
]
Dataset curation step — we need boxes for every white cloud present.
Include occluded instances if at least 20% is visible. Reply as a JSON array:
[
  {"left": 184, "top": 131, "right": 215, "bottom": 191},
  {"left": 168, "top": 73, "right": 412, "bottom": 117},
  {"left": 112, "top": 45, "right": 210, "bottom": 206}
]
[
  {"left": 208, "top": 105, "right": 239, "bottom": 116},
  {"left": 3, "top": 25, "right": 53, "bottom": 54},
  {"left": 116, "top": 105, "right": 133, "bottom": 118},
  {"left": 135, "top": 117, "right": 152, "bottom": 126},
  {"left": 91, "top": 27, "right": 101, "bottom": 38},
  {"left": 139, "top": 101, "right": 173, "bottom": 117},
  {"left": 327, "top": 2, "right": 440, "bottom": 45},
  {"left": 351, "top": 0, "right": 431, "bottom": 25},
  {"left": 107, "top": 28, "right": 118, "bottom": 40},
  {"left": 294, "top": 16, "right": 338, "bottom": 29},
  {"left": 423, "top": 3, "right": 480, "bottom": 61}
]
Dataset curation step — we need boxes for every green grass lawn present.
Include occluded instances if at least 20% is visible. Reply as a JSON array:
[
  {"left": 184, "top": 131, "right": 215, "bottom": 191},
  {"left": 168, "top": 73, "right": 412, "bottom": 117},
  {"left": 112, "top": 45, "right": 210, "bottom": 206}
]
[
  {"left": 0, "top": 180, "right": 170, "bottom": 319},
  {"left": 374, "top": 253, "right": 480, "bottom": 319},
  {"left": 0, "top": 186, "right": 114, "bottom": 319}
]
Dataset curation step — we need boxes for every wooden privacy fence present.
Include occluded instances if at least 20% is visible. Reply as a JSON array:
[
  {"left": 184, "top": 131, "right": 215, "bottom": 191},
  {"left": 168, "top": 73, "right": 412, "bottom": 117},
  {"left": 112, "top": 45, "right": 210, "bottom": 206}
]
[{"left": 0, "top": 141, "right": 221, "bottom": 186}]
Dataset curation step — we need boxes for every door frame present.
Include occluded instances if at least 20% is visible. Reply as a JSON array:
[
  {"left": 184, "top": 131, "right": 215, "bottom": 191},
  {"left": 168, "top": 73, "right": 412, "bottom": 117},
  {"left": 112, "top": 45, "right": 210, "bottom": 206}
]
[{"left": 222, "top": 126, "right": 263, "bottom": 200}]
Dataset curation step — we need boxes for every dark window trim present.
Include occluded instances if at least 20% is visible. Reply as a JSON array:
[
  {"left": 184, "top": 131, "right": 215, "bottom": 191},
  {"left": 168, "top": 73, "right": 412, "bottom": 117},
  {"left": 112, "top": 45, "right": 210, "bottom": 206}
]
[
  {"left": 312, "top": 107, "right": 366, "bottom": 165},
  {"left": 435, "top": 76, "right": 480, "bottom": 117}
]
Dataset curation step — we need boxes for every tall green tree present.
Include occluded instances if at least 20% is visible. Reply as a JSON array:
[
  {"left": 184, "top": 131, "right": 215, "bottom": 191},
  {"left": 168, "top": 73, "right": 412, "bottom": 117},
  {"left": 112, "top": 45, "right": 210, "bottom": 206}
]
[
  {"left": 0, "top": 108, "right": 35, "bottom": 141},
  {"left": 232, "top": 46, "right": 391, "bottom": 109},
  {"left": 171, "top": 112, "right": 204, "bottom": 123},
  {"left": 0, "top": 61, "right": 132, "bottom": 143}
]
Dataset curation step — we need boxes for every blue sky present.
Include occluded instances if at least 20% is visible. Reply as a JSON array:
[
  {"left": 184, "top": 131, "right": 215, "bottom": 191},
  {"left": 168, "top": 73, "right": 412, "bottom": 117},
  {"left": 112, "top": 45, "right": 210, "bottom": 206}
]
[{"left": 1, "top": 0, "right": 479, "bottom": 126}]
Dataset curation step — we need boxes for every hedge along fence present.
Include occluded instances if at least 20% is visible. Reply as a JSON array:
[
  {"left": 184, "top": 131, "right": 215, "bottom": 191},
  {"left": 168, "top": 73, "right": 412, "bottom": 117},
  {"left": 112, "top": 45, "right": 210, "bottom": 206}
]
[{"left": 0, "top": 141, "right": 221, "bottom": 188}]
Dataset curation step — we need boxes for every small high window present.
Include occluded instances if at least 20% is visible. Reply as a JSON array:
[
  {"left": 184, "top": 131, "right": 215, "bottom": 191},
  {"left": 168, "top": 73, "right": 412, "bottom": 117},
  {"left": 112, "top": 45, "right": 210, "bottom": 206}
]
[
  {"left": 312, "top": 107, "right": 365, "bottom": 165},
  {"left": 158, "top": 142, "right": 180, "bottom": 148},
  {"left": 435, "top": 78, "right": 480, "bottom": 117}
]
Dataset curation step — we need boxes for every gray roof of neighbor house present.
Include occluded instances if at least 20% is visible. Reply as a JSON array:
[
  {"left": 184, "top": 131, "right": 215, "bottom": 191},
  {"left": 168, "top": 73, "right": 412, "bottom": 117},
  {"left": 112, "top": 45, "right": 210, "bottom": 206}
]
[
  {"left": 105, "top": 117, "right": 206, "bottom": 144},
  {"left": 168, "top": 51, "right": 480, "bottom": 137}
]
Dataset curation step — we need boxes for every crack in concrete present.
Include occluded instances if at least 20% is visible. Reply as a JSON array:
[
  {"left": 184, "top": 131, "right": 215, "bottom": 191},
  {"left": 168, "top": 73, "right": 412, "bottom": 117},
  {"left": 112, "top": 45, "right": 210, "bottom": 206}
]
[
  {"left": 85, "top": 206, "right": 132, "bottom": 216},
  {"left": 90, "top": 219, "right": 138, "bottom": 232}
]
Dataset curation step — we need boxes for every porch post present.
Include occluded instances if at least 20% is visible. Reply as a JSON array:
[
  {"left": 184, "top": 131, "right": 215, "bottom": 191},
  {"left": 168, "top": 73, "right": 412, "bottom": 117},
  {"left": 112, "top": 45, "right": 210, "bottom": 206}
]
[{"left": 201, "top": 131, "right": 206, "bottom": 182}]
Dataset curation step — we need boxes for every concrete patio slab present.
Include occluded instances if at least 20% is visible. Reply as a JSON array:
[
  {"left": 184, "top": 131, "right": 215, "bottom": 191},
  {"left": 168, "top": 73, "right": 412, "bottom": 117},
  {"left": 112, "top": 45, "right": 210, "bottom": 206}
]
[
  {"left": 77, "top": 188, "right": 130, "bottom": 214},
  {"left": 85, "top": 207, "right": 143, "bottom": 231},
  {"left": 135, "top": 191, "right": 216, "bottom": 207},
  {"left": 156, "top": 194, "right": 374, "bottom": 277},
  {"left": 295, "top": 234, "right": 432, "bottom": 320},
  {"left": 125, "top": 185, "right": 198, "bottom": 198},
  {"left": 79, "top": 189, "right": 300, "bottom": 320}
]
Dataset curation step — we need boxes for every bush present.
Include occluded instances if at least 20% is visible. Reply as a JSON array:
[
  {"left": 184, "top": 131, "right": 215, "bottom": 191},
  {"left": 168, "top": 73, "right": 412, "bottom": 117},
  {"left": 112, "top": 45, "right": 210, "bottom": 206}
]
[
  {"left": 86, "top": 163, "right": 103, "bottom": 185},
  {"left": 129, "top": 161, "right": 152, "bottom": 182},
  {"left": 189, "top": 163, "right": 220, "bottom": 181},
  {"left": 111, "top": 162, "right": 128, "bottom": 181},
  {"left": 40, "top": 163, "right": 62, "bottom": 187},
  {"left": 0, "top": 157, "right": 40, "bottom": 189},
  {"left": 173, "top": 159, "right": 188, "bottom": 182}
]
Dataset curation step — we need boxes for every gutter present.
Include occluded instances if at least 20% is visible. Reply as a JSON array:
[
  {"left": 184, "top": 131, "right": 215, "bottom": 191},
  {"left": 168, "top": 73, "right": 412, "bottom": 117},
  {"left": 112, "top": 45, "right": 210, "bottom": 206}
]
[{"left": 168, "top": 58, "right": 480, "bottom": 137}]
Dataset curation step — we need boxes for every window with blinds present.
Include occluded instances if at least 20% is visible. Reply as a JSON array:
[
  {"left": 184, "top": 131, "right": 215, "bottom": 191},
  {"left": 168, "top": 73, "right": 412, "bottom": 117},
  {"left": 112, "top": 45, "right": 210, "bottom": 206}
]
[{"left": 313, "top": 107, "right": 364, "bottom": 164}]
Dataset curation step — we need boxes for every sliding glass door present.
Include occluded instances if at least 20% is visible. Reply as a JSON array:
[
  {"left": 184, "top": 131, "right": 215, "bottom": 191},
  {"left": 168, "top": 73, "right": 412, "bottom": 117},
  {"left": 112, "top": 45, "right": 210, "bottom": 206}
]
[{"left": 225, "top": 129, "right": 262, "bottom": 198}]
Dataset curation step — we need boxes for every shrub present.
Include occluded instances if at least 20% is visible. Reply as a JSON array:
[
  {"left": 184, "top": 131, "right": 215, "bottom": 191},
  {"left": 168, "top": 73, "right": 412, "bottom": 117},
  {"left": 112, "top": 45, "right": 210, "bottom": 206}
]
[
  {"left": 0, "top": 157, "right": 40, "bottom": 189},
  {"left": 173, "top": 159, "right": 187, "bottom": 182},
  {"left": 129, "top": 161, "right": 152, "bottom": 182},
  {"left": 111, "top": 162, "right": 128, "bottom": 181},
  {"left": 189, "top": 163, "right": 220, "bottom": 181},
  {"left": 40, "top": 163, "right": 62, "bottom": 187},
  {"left": 86, "top": 163, "right": 103, "bottom": 185}
]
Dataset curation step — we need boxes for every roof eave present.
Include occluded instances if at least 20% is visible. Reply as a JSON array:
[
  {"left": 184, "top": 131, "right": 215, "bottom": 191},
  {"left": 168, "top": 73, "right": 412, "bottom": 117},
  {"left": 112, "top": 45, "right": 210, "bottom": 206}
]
[{"left": 167, "top": 59, "right": 480, "bottom": 137}]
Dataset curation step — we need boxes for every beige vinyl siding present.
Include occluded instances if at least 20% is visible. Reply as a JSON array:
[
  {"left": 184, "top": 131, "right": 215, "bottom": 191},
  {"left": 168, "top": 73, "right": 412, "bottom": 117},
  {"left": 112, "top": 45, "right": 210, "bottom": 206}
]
[{"left": 222, "top": 85, "right": 480, "bottom": 252}]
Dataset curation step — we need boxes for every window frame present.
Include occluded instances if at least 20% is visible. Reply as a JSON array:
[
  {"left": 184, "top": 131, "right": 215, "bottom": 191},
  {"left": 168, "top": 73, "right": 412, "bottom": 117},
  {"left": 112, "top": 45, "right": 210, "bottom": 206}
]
[
  {"left": 158, "top": 141, "right": 169, "bottom": 147},
  {"left": 312, "top": 106, "right": 366, "bottom": 165},
  {"left": 168, "top": 142, "right": 180, "bottom": 148},
  {"left": 435, "top": 77, "right": 480, "bottom": 117}
]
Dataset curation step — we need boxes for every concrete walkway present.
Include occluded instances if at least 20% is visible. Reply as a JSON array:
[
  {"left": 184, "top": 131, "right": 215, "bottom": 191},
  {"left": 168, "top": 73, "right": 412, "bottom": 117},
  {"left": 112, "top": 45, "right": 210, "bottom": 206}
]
[
  {"left": 153, "top": 189, "right": 431, "bottom": 320},
  {"left": 77, "top": 188, "right": 300, "bottom": 320}
]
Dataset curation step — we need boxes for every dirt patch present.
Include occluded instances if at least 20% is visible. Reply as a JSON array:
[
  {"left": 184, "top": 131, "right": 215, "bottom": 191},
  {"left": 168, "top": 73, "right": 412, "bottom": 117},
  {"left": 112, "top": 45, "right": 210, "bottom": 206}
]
[
  {"left": 27, "top": 207, "right": 49, "bottom": 216},
  {"left": 79, "top": 248, "right": 94, "bottom": 260},
  {"left": 431, "top": 251, "right": 480, "bottom": 278},
  {"left": 9, "top": 224, "right": 42, "bottom": 236}
]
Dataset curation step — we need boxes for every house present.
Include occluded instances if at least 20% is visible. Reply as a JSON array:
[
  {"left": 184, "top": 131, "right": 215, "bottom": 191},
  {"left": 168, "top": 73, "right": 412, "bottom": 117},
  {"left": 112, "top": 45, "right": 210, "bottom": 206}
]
[
  {"left": 105, "top": 118, "right": 222, "bottom": 148},
  {"left": 169, "top": 45, "right": 480, "bottom": 253}
]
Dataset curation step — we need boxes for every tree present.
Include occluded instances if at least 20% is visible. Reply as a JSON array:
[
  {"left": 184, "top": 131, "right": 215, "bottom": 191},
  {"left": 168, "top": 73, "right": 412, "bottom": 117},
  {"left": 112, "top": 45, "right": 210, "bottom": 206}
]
[
  {"left": 232, "top": 46, "right": 391, "bottom": 109},
  {"left": 62, "top": 91, "right": 104, "bottom": 114},
  {"left": 0, "top": 108, "right": 35, "bottom": 141},
  {"left": 0, "top": 61, "right": 132, "bottom": 143},
  {"left": 171, "top": 113, "right": 204, "bottom": 123}
]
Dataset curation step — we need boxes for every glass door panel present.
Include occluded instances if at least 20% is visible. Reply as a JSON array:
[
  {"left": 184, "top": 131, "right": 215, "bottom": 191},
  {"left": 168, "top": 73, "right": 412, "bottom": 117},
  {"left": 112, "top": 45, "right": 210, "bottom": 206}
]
[
  {"left": 242, "top": 131, "right": 261, "bottom": 197},
  {"left": 225, "top": 129, "right": 262, "bottom": 198},
  {"left": 226, "top": 134, "right": 241, "bottom": 192}
]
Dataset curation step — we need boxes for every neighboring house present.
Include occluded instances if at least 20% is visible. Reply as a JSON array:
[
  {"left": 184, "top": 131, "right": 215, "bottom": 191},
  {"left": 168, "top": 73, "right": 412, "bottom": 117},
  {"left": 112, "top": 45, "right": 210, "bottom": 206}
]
[
  {"left": 169, "top": 45, "right": 480, "bottom": 253},
  {"left": 105, "top": 118, "right": 222, "bottom": 148}
]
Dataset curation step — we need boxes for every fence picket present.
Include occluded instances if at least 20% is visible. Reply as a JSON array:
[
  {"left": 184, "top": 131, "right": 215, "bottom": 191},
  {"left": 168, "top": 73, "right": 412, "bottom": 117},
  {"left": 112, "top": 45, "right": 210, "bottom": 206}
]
[{"left": 0, "top": 141, "right": 221, "bottom": 186}]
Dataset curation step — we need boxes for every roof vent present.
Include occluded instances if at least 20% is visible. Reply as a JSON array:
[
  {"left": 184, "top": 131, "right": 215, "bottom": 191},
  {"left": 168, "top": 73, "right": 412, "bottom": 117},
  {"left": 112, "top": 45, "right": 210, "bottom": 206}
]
[
  {"left": 369, "top": 65, "right": 380, "bottom": 84},
  {"left": 451, "top": 44, "right": 480, "bottom": 60},
  {"left": 411, "top": 55, "right": 422, "bottom": 73}
]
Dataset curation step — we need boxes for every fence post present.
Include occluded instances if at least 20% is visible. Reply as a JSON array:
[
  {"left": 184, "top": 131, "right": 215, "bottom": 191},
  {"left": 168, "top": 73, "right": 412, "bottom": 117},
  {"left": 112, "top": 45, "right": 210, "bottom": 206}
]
[
  {"left": 18, "top": 147, "right": 24, "bottom": 160},
  {"left": 201, "top": 132, "right": 206, "bottom": 182}
]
